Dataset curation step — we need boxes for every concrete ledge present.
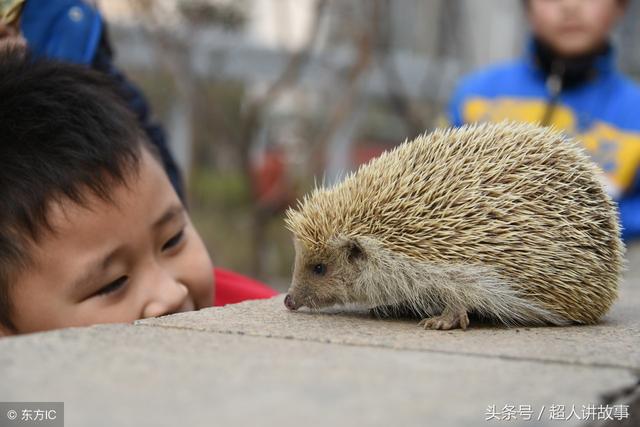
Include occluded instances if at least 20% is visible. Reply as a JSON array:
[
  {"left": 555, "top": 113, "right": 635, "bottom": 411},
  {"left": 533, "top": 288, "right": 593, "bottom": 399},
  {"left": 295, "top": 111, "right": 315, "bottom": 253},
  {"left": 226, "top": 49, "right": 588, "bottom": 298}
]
[
  {"left": 0, "top": 323, "right": 636, "bottom": 427},
  {"left": 137, "top": 284, "right": 640, "bottom": 370},
  {"left": 1, "top": 246, "right": 639, "bottom": 427}
]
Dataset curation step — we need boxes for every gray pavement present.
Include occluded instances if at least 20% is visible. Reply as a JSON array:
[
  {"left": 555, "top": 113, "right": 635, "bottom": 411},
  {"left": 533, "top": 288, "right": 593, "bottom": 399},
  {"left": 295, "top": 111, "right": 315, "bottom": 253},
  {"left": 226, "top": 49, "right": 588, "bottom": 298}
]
[{"left": 1, "top": 246, "right": 639, "bottom": 427}]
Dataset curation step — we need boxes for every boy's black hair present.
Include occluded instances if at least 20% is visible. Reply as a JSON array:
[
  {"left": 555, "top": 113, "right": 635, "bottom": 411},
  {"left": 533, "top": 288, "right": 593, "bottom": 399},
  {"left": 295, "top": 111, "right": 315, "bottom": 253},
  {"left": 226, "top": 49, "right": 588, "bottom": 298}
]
[{"left": 0, "top": 47, "right": 146, "bottom": 332}]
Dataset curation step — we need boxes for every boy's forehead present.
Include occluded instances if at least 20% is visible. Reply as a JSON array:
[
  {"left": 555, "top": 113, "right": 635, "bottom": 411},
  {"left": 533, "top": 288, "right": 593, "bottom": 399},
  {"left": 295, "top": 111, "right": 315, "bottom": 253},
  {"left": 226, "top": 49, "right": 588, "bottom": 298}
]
[
  {"left": 44, "top": 176, "right": 136, "bottom": 234},
  {"left": 38, "top": 148, "right": 178, "bottom": 249}
]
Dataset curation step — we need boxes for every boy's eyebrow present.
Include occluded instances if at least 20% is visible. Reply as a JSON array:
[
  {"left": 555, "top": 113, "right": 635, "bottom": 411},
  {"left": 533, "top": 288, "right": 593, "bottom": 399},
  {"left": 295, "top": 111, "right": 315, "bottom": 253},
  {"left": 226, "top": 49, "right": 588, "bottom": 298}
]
[{"left": 152, "top": 204, "right": 185, "bottom": 230}]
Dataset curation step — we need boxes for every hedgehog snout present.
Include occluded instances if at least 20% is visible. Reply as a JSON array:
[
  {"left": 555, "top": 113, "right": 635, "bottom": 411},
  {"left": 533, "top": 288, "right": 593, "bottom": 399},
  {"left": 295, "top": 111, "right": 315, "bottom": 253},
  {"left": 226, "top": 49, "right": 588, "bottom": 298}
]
[{"left": 284, "top": 294, "right": 298, "bottom": 311}]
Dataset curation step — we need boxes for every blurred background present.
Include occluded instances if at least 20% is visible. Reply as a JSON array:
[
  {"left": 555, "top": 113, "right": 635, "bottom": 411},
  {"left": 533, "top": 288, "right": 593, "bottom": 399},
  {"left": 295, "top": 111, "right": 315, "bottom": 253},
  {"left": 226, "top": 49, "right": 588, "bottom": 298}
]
[{"left": 97, "top": 0, "right": 640, "bottom": 290}]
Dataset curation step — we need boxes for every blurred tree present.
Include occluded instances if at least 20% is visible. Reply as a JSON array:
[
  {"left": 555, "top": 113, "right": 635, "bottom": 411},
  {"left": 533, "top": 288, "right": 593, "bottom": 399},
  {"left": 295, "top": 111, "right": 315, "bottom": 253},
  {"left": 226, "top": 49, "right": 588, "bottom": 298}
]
[
  {"left": 178, "top": 0, "right": 247, "bottom": 30},
  {"left": 108, "top": 0, "right": 640, "bottom": 282}
]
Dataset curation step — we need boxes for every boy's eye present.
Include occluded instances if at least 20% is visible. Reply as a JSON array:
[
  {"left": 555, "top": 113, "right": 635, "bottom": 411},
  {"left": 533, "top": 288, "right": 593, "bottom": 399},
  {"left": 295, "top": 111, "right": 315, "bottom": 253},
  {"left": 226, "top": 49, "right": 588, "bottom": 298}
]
[
  {"left": 162, "top": 229, "right": 185, "bottom": 251},
  {"left": 95, "top": 276, "right": 128, "bottom": 297}
]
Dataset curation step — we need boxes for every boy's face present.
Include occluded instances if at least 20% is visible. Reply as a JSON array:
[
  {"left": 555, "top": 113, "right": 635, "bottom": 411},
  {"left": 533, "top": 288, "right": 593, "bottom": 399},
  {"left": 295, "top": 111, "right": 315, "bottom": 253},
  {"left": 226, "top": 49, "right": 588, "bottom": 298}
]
[
  {"left": 3, "top": 148, "right": 214, "bottom": 335},
  {"left": 527, "top": 0, "right": 625, "bottom": 56}
]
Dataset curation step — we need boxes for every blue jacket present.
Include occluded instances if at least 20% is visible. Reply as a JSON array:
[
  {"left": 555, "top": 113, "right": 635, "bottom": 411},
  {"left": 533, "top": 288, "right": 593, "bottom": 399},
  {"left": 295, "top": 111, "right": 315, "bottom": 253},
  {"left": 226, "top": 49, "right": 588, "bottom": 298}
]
[
  {"left": 19, "top": 0, "right": 185, "bottom": 201},
  {"left": 448, "top": 42, "right": 640, "bottom": 241}
]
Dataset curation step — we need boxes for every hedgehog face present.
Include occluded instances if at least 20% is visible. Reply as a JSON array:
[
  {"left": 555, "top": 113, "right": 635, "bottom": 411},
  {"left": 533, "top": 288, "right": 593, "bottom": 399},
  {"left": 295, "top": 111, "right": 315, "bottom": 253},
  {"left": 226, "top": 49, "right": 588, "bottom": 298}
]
[{"left": 284, "top": 236, "right": 369, "bottom": 311}]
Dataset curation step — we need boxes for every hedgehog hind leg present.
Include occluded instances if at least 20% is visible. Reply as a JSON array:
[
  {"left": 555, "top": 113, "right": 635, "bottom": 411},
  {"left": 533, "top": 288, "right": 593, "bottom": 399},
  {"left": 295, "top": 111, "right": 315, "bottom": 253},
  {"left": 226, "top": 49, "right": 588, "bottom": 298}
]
[
  {"left": 418, "top": 306, "right": 470, "bottom": 330},
  {"left": 448, "top": 264, "right": 570, "bottom": 327},
  {"left": 409, "top": 262, "right": 569, "bottom": 328}
]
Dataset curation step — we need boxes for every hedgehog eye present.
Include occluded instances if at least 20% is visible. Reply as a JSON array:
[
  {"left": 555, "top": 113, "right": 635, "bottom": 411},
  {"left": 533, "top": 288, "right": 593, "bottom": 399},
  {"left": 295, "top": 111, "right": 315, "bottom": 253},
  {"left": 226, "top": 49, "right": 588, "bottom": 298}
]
[{"left": 312, "top": 263, "right": 327, "bottom": 276}]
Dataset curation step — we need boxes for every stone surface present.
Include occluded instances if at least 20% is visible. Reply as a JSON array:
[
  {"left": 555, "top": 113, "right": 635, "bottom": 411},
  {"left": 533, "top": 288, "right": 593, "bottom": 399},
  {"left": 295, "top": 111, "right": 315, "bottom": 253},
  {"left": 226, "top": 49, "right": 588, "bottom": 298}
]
[
  {"left": 0, "top": 324, "right": 636, "bottom": 427},
  {"left": 1, "top": 245, "right": 639, "bottom": 427},
  {"left": 137, "top": 284, "right": 640, "bottom": 370}
]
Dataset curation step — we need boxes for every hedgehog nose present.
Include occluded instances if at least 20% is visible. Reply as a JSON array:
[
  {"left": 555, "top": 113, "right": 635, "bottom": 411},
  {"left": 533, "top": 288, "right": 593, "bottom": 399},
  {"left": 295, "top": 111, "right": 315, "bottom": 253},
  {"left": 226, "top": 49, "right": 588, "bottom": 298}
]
[{"left": 284, "top": 294, "right": 298, "bottom": 311}]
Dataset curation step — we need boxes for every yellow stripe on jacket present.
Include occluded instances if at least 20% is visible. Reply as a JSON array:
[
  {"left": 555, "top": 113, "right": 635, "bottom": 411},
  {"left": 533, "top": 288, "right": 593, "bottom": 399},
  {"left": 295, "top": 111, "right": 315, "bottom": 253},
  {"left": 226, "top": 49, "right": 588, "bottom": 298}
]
[{"left": 462, "top": 97, "right": 640, "bottom": 194}]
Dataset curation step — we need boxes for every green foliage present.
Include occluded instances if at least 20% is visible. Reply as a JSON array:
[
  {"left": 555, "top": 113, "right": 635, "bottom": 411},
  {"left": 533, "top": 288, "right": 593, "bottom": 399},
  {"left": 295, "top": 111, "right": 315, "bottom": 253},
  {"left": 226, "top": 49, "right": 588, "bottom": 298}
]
[{"left": 189, "top": 169, "right": 251, "bottom": 210}]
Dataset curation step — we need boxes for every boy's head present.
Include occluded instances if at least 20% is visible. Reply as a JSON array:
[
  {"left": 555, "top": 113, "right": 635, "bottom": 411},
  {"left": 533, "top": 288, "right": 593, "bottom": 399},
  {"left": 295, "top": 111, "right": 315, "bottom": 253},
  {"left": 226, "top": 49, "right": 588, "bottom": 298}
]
[
  {"left": 0, "top": 48, "right": 213, "bottom": 336},
  {"left": 525, "top": 0, "right": 627, "bottom": 57}
]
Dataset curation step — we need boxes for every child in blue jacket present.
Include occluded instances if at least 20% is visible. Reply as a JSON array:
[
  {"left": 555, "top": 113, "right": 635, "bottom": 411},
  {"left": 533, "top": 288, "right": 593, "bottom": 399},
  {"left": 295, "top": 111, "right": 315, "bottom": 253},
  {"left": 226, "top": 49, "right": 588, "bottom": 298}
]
[{"left": 448, "top": 0, "right": 640, "bottom": 240}]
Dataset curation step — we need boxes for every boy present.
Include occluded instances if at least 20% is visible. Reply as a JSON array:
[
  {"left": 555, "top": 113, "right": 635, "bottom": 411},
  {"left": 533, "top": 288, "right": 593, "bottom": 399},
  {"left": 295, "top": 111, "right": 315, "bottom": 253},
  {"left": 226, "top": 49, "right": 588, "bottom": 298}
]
[
  {"left": 0, "top": 48, "right": 275, "bottom": 336},
  {"left": 448, "top": 0, "right": 640, "bottom": 240}
]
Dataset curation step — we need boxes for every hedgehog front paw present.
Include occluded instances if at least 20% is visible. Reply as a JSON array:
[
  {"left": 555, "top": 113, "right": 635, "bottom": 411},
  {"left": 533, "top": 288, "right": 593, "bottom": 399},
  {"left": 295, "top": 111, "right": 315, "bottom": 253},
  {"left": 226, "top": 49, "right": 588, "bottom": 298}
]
[{"left": 419, "top": 308, "right": 469, "bottom": 330}]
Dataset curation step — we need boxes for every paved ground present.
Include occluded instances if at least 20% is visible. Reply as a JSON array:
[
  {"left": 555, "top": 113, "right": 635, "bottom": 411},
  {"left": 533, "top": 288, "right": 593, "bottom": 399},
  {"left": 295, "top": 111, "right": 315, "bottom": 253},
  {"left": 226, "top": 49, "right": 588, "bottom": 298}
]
[{"left": 1, "top": 246, "right": 639, "bottom": 427}]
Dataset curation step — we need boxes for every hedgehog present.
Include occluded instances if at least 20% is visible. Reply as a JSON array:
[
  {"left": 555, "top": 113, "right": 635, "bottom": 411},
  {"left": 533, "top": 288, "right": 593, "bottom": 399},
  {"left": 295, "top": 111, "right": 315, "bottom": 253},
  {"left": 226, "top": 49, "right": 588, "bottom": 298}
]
[{"left": 283, "top": 121, "right": 623, "bottom": 330}]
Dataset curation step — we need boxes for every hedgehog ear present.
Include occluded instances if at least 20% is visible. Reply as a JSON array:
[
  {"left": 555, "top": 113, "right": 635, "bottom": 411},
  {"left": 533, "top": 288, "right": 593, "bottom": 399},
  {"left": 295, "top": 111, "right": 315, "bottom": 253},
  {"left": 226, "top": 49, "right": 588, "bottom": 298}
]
[{"left": 343, "top": 237, "right": 366, "bottom": 263}]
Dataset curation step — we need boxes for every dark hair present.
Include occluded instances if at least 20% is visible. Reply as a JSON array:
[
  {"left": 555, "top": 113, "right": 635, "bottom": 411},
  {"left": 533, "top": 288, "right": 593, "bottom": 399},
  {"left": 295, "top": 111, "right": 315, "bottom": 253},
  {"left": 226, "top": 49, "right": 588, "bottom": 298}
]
[{"left": 0, "top": 47, "right": 146, "bottom": 331}]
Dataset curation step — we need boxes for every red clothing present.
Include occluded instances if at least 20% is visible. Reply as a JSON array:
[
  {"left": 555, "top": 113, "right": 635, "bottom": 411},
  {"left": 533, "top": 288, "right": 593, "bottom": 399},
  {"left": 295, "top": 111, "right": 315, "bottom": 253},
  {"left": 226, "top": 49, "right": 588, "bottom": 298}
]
[{"left": 213, "top": 267, "right": 278, "bottom": 306}]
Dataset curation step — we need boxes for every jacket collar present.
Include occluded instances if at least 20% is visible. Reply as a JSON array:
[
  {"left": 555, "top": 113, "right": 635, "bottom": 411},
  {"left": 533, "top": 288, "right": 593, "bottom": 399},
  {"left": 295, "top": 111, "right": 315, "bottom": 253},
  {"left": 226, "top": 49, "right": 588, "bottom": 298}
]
[{"left": 525, "top": 36, "right": 615, "bottom": 89}]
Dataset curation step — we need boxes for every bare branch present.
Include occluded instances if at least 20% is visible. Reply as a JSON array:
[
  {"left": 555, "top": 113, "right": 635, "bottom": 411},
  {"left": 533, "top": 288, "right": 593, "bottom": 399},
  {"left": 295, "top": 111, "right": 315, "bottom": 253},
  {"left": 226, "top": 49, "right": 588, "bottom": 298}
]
[
  {"left": 375, "top": 0, "right": 427, "bottom": 137},
  {"left": 308, "top": 11, "right": 373, "bottom": 170},
  {"left": 250, "top": 0, "right": 329, "bottom": 111}
]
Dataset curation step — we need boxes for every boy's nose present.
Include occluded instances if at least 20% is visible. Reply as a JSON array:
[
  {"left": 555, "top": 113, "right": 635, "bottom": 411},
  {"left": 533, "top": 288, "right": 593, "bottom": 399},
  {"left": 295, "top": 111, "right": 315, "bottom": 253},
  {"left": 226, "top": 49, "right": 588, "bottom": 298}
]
[{"left": 141, "top": 278, "right": 193, "bottom": 319}]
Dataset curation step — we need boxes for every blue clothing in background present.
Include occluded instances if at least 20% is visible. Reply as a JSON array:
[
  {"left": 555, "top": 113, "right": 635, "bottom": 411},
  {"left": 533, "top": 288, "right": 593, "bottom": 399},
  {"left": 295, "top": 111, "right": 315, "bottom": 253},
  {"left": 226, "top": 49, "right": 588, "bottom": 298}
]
[
  {"left": 20, "top": 0, "right": 185, "bottom": 201},
  {"left": 448, "top": 42, "right": 640, "bottom": 241}
]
